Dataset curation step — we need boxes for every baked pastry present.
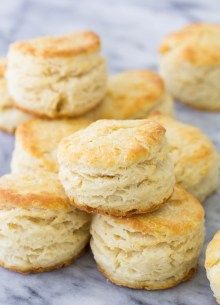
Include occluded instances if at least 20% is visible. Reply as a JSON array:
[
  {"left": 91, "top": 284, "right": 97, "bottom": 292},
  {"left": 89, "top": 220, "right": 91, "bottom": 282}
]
[
  {"left": 91, "top": 185, "right": 204, "bottom": 290},
  {"left": 57, "top": 119, "right": 175, "bottom": 216},
  {"left": 205, "top": 231, "right": 220, "bottom": 304},
  {"left": 0, "top": 172, "right": 91, "bottom": 273},
  {"left": 11, "top": 118, "right": 91, "bottom": 173},
  {"left": 6, "top": 31, "right": 107, "bottom": 118},
  {"left": 0, "top": 58, "right": 31, "bottom": 133},
  {"left": 150, "top": 113, "right": 219, "bottom": 201},
  {"left": 159, "top": 23, "right": 220, "bottom": 110},
  {"left": 89, "top": 70, "right": 174, "bottom": 120}
]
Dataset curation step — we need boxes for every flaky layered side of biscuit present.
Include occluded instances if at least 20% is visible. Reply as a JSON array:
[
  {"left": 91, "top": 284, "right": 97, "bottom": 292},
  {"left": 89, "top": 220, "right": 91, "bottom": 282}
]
[
  {"left": 0, "top": 58, "right": 32, "bottom": 133},
  {"left": 91, "top": 186, "right": 204, "bottom": 289},
  {"left": 58, "top": 119, "right": 175, "bottom": 216},
  {"left": 0, "top": 173, "right": 91, "bottom": 273}
]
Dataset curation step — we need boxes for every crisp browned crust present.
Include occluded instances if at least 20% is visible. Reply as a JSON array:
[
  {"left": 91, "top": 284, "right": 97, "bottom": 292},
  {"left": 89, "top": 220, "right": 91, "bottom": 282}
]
[
  {"left": 97, "top": 263, "right": 197, "bottom": 290},
  {"left": 10, "top": 31, "right": 100, "bottom": 58},
  {"left": 15, "top": 117, "right": 91, "bottom": 171},
  {"left": 113, "top": 186, "right": 204, "bottom": 235},
  {"left": 0, "top": 246, "right": 88, "bottom": 274},
  {"left": 58, "top": 119, "right": 166, "bottom": 170},
  {"left": 0, "top": 173, "right": 73, "bottom": 210},
  {"left": 90, "top": 186, "right": 204, "bottom": 235}
]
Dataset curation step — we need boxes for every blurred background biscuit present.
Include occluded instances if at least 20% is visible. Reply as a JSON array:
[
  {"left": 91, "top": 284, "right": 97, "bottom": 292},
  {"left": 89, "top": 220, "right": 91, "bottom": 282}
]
[
  {"left": 89, "top": 70, "right": 173, "bottom": 120},
  {"left": 159, "top": 23, "right": 220, "bottom": 110}
]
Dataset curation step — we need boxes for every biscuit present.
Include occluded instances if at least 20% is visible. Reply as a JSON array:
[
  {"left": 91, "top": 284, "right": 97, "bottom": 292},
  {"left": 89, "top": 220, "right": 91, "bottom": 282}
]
[
  {"left": 159, "top": 23, "right": 220, "bottom": 110},
  {"left": 150, "top": 113, "right": 219, "bottom": 201},
  {"left": 90, "top": 185, "right": 204, "bottom": 290},
  {"left": 205, "top": 231, "right": 220, "bottom": 304},
  {"left": 6, "top": 31, "right": 107, "bottom": 118},
  {"left": 89, "top": 70, "right": 174, "bottom": 120},
  {"left": 57, "top": 119, "right": 175, "bottom": 216},
  {"left": 0, "top": 58, "right": 32, "bottom": 133},
  {"left": 11, "top": 117, "right": 91, "bottom": 174},
  {"left": 0, "top": 172, "right": 91, "bottom": 273}
]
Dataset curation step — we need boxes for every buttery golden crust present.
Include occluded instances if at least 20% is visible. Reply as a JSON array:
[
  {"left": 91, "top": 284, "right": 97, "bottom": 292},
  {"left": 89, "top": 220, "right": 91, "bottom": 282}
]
[
  {"left": 110, "top": 185, "right": 204, "bottom": 236},
  {"left": 14, "top": 118, "right": 91, "bottom": 172},
  {"left": 91, "top": 70, "right": 166, "bottom": 119},
  {"left": 98, "top": 264, "right": 197, "bottom": 290},
  {"left": 149, "top": 113, "right": 215, "bottom": 172},
  {"left": 149, "top": 113, "right": 219, "bottom": 200},
  {"left": 9, "top": 31, "right": 100, "bottom": 58},
  {"left": 159, "top": 23, "right": 220, "bottom": 66},
  {"left": 0, "top": 173, "right": 73, "bottom": 210},
  {"left": 16, "top": 118, "right": 91, "bottom": 158},
  {"left": 58, "top": 119, "right": 166, "bottom": 169}
]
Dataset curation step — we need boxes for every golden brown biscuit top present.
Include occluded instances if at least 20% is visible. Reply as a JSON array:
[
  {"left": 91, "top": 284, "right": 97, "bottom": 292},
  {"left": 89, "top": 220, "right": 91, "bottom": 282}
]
[
  {"left": 9, "top": 31, "right": 100, "bottom": 58},
  {"left": 0, "top": 173, "right": 73, "bottom": 210},
  {"left": 205, "top": 231, "right": 220, "bottom": 269},
  {"left": 58, "top": 119, "right": 166, "bottom": 170},
  {"left": 149, "top": 113, "right": 216, "bottom": 178},
  {"left": 159, "top": 23, "right": 220, "bottom": 65},
  {"left": 111, "top": 185, "right": 204, "bottom": 236},
  {"left": 92, "top": 70, "right": 165, "bottom": 119},
  {"left": 16, "top": 118, "right": 91, "bottom": 172},
  {"left": 0, "top": 58, "right": 6, "bottom": 77}
]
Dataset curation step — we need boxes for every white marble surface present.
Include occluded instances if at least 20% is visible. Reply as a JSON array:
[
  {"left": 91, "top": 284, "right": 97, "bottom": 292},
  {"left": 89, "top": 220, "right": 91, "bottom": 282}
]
[{"left": 0, "top": 0, "right": 220, "bottom": 304}]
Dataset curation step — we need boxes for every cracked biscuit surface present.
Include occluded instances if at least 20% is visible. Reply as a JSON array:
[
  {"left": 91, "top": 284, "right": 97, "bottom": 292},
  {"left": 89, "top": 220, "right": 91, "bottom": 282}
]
[
  {"left": 57, "top": 119, "right": 175, "bottom": 216},
  {"left": 0, "top": 172, "right": 91, "bottom": 273},
  {"left": 6, "top": 31, "right": 107, "bottom": 118},
  {"left": 90, "top": 185, "right": 204, "bottom": 289}
]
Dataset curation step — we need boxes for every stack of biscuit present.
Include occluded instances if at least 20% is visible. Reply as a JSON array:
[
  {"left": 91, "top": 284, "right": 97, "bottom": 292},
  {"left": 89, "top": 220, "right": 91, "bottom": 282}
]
[
  {"left": 0, "top": 24, "right": 219, "bottom": 298},
  {"left": 57, "top": 119, "right": 205, "bottom": 290}
]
